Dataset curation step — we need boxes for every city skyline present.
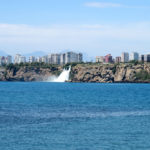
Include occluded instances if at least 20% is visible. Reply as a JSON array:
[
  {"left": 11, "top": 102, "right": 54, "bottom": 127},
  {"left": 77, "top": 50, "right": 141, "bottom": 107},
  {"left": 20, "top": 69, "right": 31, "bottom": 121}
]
[
  {"left": 0, "top": 51, "right": 83, "bottom": 66},
  {"left": 0, "top": 0, "right": 150, "bottom": 58},
  {"left": 1, "top": 51, "right": 150, "bottom": 66},
  {"left": 1, "top": 50, "right": 150, "bottom": 59}
]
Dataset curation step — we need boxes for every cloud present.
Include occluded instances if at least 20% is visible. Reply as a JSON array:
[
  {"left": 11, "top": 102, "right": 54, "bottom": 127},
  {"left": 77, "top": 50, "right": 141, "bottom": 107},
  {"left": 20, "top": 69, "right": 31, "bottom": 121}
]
[
  {"left": 0, "top": 23, "right": 150, "bottom": 57},
  {"left": 85, "top": 2, "right": 122, "bottom": 8}
]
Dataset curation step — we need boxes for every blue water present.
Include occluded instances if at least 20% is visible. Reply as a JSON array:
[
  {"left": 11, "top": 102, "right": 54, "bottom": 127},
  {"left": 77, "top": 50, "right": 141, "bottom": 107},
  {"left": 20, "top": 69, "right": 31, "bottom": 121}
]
[{"left": 0, "top": 83, "right": 150, "bottom": 150}]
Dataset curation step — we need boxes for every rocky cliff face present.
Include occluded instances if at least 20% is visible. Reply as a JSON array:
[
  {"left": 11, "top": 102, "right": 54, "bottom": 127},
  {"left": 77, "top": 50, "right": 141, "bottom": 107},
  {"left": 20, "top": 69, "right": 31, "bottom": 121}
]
[
  {"left": 0, "top": 66, "right": 62, "bottom": 81},
  {"left": 1, "top": 63, "right": 150, "bottom": 83},
  {"left": 70, "top": 63, "right": 150, "bottom": 83}
]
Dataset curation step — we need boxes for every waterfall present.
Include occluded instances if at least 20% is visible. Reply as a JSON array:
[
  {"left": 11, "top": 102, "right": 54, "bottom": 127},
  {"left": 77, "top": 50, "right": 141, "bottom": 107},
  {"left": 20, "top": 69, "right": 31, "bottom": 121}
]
[{"left": 48, "top": 66, "right": 71, "bottom": 82}]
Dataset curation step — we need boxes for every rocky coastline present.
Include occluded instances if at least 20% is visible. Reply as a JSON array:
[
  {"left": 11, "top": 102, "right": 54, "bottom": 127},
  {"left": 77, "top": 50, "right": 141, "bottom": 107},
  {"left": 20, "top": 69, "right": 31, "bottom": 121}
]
[
  {"left": 70, "top": 63, "right": 150, "bottom": 83},
  {"left": 1, "top": 63, "right": 150, "bottom": 83},
  {"left": 0, "top": 65, "right": 62, "bottom": 82}
]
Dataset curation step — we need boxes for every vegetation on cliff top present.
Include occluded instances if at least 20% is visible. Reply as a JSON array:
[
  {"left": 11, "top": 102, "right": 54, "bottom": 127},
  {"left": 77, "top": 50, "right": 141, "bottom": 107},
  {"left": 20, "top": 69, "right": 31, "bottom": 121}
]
[
  {"left": 3, "top": 62, "right": 61, "bottom": 76},
  {"left": 5, "top": 62, "right": 59, "bottom": 69},
  {"left": 135, "top": 70, "right": 150, "bottom": 81}
]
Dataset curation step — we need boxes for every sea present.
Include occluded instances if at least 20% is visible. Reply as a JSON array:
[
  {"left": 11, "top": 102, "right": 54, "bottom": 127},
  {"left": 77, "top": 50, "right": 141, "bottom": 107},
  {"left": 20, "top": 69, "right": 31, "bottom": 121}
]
[{"left": 0, "top": 82, "right": 150, "bottom": 150}]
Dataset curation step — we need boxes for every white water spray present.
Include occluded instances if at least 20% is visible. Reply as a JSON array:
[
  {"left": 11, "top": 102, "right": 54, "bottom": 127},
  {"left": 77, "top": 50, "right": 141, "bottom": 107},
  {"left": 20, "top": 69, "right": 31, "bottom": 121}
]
[{"left": 48, "top": 66, "right": 71, "bottom": 82}]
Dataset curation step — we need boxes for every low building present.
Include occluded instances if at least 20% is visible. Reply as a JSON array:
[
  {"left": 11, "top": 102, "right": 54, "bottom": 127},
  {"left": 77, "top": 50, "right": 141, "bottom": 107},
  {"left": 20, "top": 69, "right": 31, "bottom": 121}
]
[{"left": 96, "top": 56, "right": 104, "bottom": 63}]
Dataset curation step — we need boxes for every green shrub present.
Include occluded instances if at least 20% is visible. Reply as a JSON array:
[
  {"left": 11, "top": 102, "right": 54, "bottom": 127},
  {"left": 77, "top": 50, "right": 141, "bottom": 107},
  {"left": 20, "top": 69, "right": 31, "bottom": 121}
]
[
  {"left": 135, "top": 70, "right": 150, "bottom": 80},
  {"left": 5, "top": 62, "right": 59, "bottom": 69},
  {"left": 112, "top": 64, "right": 118, "bottom": 74},
  {"left": 128, "top": 60, "right": 143, "bottom": 65}
]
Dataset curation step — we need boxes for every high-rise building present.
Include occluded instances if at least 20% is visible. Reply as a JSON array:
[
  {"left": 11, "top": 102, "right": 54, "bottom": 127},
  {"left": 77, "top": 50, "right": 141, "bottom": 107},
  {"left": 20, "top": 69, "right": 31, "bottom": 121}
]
[
  {"left": 139, "top": 55, "right": 144, "bottom": 62},
  {"left": 36, "top": 57, "right": 42, "bottom": 63},
  {"left": 60, "top": 53, "right": 66, "bottom": 65},
  {"left": 121, "top": 52, "right": 129, "bottom": 62},
  {"left": 51, "top": 54, "right": 60, "bottom": 64},
  {"left": 105, "top": 54, "right": 113, "bottom": 63},
  {"left": 29, "top": 56, "right": 36, "bottom": 63},
  {"left": 5, "top": 55, "right": 12, "bottom": 65},
  {"left": 130, "top": 52, "right": 139, "bottom": 61},
  {"left": 65, "top": 52, "right": 82, "bottom": 64},
  {"left": 12, "top": 51, "right": 82, "bottom": 65},
  {"left": 41, "top": 56, "right": 48, "bottom": 63},
  {"left": 78, "top": 53, "right": 83, "bottom": 62},
  {"left": 144, "top": 54, "right": 150, "bottom": 62},
  {"left": 47, "top": 54, "right": 52, "bottom": 64},
  {"left": 14, "top": 54, "right": 21, "bottom": 64},
  {"left": 48, "top": 52, "right": 83, "bottom": 65},
  {"left": 18, "top": 56, "right": 26, "bottom": 63},
  {"left": 0, "top": 56, "right": 6, "bottom": 66},
  {"left": 115, "top": 57, "right": 121, "bottom": 63}
]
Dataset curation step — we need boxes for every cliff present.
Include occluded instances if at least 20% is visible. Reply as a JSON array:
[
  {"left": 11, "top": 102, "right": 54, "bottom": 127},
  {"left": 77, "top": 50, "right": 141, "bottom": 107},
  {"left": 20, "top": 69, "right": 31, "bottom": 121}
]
[
  {"left": 0, "top": 65, "right": 62, "bottom": 81},
  {"left": 70, "top": 63, "right": 150, "bottom": 83},
  {"left": 1, "top": 63, "right": 150, "bottom": 83}
]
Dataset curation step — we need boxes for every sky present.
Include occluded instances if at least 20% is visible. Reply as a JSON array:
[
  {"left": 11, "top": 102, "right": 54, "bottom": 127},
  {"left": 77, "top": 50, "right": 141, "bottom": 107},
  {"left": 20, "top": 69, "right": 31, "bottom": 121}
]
[{"left": 0, "top": 0, "right": 150, "bottom": 60}]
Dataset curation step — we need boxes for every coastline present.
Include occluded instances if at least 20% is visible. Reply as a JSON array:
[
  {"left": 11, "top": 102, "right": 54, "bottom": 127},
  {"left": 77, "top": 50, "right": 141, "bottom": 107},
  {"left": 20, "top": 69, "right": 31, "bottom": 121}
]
[{"left": 1, "top": 63, "right": 150, "bottom": 83}]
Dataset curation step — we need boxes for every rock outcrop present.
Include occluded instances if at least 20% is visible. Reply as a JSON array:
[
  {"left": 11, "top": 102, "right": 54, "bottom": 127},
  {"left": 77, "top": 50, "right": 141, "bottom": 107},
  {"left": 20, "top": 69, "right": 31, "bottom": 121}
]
[
  {"left": 1, "top": 63, "right": 150, "bottom": 83},
  {"left": 0, "top": 66, "right": 62, "bottom": 81},
  {"left": 70, "top": 63, "right": 150, "bottom": 83}
]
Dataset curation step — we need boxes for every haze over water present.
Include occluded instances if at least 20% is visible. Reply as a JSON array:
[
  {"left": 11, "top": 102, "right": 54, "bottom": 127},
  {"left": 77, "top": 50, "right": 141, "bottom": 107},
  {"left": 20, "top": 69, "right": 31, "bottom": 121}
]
[{"left": 0, "top": 82, "right": 150, "bottom": 150}]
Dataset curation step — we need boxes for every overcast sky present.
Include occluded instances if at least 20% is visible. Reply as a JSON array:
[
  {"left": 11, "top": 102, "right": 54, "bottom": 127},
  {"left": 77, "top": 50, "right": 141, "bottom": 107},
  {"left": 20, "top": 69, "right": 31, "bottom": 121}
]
[{"left": 0, "top": 0, "right": 150, "bottom": 59}]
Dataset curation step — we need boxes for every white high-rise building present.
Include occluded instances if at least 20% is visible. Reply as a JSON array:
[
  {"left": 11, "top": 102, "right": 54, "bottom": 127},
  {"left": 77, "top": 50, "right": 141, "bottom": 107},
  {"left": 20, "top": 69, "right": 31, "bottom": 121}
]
[
  {"left": 14, "top": 54, "right": 21, "bottom": 64},
  {"left": 65, "top": 52, "right": 82, "bottom": 64},
  {"left": 130, "top": 52, "right": 139, "bottom": 61},
  {"left": 18, "top": 56, "right": 26, "bottom": 63},
  {"left": 51, "top": 54, "right": 60, "bottom": 64},
  {"left": 121, "top": 52, "right": 129, "bottom": 62},
  {"left": 60, "top": 53, "right": 65, "bottom": 65},
  {"left": 29, "top": 56, "right": 36, "bottom": 63},
  {"left": 41, "top": 56, "right": 48, "bottom": 63},
  {"left": 36, "top": 57, "right": 42, "bottom": 63},
  {"left": 47, "top": 54, "right": 52, "bottom": 64},
  {"left": 6, "top": 55, "right": 12, "bottom": 65}
]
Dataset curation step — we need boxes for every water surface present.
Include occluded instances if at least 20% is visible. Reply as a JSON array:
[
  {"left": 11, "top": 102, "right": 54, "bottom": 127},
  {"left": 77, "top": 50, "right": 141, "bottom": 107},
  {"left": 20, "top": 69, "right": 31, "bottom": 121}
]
[{"left": 0, "top": 83, "right": 150, "bottom": 150}]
